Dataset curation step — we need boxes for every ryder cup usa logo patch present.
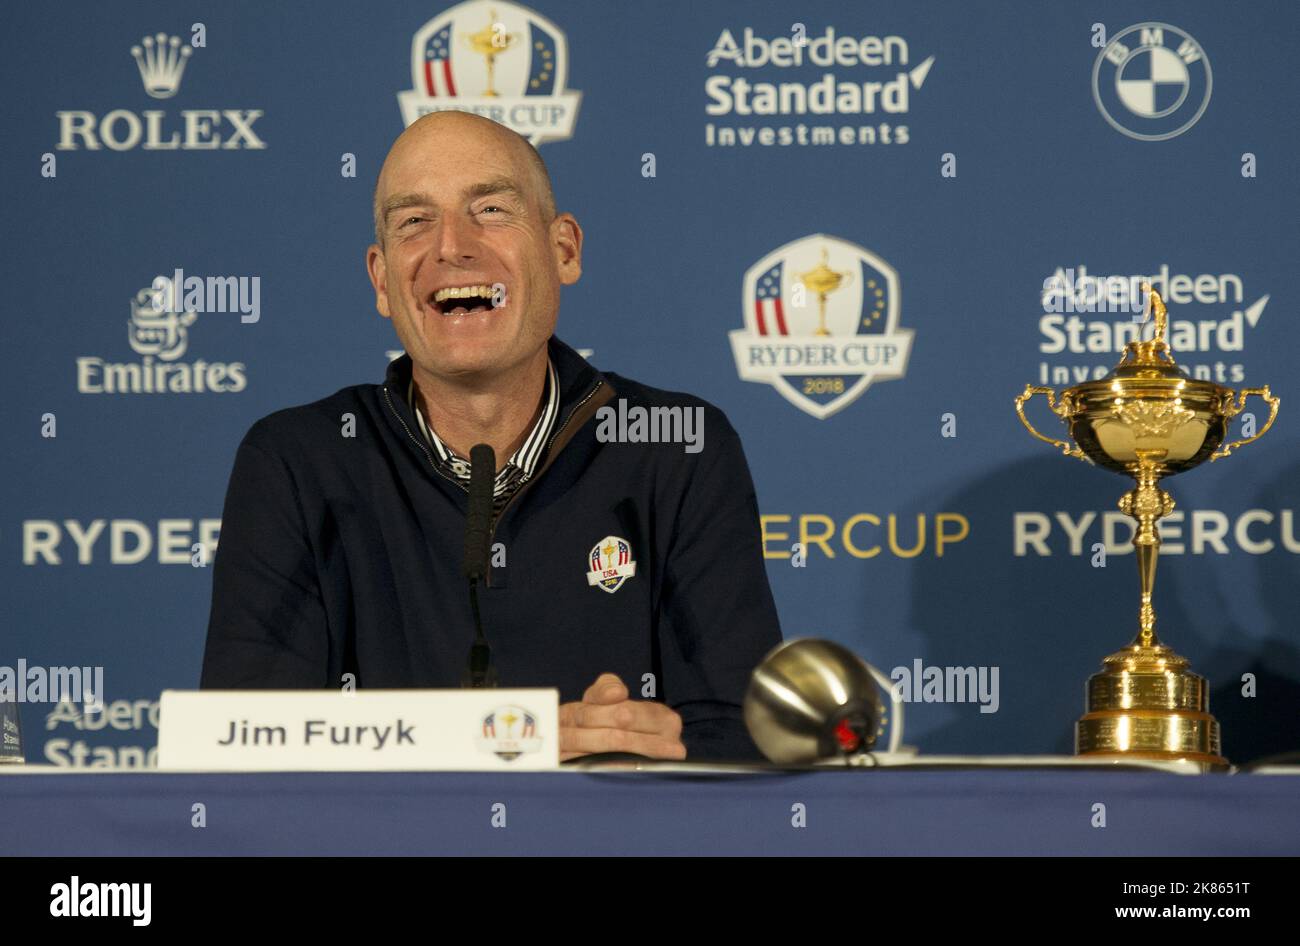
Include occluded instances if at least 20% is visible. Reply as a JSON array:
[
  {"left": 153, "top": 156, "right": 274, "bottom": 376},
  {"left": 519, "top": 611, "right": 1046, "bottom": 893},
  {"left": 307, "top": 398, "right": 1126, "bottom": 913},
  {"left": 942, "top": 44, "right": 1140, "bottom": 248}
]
[{"left": 587, "top": 536, "right": 636, "bottom": 593}]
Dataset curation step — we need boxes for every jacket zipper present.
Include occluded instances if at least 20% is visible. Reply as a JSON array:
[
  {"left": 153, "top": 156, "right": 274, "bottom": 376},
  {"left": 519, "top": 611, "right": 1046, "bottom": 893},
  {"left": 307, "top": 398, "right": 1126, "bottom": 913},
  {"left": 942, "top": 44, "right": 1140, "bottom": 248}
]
[
  {"left": 382, "top": 384, "right": 464, "bottom": 491},
  {"left": 496, "top": 378, "right": 604, "bottom": 517},
  {"left": 385, "top": 376, "right": 606, "bottom": 587},
  {"left": 488, "top": 379, "right": 604, "bottom": 586},
  {"left": 491, "top": 376, "right": 603, "bottom": 519}
]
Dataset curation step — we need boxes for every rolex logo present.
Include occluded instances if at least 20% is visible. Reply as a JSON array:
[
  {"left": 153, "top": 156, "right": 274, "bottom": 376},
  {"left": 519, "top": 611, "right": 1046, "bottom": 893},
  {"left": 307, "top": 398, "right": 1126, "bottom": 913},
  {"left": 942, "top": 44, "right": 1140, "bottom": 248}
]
[
  {"left": 130, "top": 33, "right": 192, "bottom": 99},
  {"left": 54, "top": 30, "right": 266, "bottom": 152}
]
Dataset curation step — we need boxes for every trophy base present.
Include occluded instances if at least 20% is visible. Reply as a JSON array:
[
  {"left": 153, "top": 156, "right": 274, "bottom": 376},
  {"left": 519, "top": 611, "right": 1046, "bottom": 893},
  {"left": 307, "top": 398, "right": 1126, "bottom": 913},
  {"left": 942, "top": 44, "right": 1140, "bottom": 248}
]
[
  {"left": 1070, "top": 749, "right": 1228, "bottom": 774},
  {"left": 1074, "top": 644, "right": 1227, "bottom": 769},
  {"left": 1076, "top": 713, "right": 1227, "bottom": 769}
]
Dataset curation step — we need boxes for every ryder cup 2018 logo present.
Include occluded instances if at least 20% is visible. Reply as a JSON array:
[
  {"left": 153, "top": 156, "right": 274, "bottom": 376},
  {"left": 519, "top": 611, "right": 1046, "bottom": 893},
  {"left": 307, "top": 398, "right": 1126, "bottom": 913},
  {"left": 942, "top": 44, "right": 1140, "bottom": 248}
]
[
  {"left": 587, "top": 536, "right": 636, "bottom": 594},
  {"left": 729, "top": 234, "right": 913, "bottom": 419},
  {"left": 477, "top": 705, "right": 541, "bottom": 761},
  {"left": 1092, "top": 23, "right": 1211, "bottom": 141},
  {"left": 398, "top": 0, "right": 581, "bottom": 145}
]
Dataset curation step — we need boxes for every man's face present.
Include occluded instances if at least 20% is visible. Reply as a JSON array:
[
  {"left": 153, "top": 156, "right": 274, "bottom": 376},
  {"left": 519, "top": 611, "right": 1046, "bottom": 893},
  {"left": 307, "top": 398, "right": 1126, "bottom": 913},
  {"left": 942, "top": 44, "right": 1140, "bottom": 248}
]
[{"left": 367, "top": 118, "right": 581, "bottom": 382}]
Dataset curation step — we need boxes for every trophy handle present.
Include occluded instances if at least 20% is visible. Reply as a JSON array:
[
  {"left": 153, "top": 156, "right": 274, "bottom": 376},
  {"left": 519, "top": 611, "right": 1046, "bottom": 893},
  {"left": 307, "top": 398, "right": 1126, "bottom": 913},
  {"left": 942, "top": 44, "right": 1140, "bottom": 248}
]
[
  {"left": 1210, "top": 386, "right": 1280, "bottom": 461},
  {"left": 1015, "top": 385, "right": 1087, "bottom": 461}
]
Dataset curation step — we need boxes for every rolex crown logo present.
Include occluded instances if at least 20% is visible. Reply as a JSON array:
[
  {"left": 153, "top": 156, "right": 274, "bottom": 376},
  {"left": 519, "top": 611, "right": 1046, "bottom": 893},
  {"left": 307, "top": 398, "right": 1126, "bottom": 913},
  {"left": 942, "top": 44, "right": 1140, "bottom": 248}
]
[{"left": 130, "top": 33, "right": 192, "bottom": 100}]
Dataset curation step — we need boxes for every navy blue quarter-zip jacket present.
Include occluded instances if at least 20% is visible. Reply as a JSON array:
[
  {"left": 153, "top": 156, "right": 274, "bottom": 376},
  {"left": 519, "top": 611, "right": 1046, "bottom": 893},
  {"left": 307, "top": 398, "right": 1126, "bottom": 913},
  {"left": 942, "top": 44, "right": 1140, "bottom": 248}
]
[{"left": 200, "top": 335, "right": 784, "bottom": 760}]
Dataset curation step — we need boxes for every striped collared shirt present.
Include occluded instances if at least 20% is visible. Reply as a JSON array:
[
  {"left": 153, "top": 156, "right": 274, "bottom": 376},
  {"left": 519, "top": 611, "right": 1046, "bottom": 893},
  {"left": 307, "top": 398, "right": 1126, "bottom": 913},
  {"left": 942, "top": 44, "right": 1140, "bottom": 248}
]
[{"left": 406, "top": 358, "right": 560, "bottom": 514}]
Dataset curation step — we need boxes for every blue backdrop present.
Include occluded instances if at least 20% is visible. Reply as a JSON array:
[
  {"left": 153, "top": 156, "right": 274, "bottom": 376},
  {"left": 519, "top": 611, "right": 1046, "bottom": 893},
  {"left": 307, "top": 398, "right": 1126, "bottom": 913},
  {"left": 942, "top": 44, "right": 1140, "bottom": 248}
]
[{"left": 3, "top": 0, "right": 1297, "bottom": 766}]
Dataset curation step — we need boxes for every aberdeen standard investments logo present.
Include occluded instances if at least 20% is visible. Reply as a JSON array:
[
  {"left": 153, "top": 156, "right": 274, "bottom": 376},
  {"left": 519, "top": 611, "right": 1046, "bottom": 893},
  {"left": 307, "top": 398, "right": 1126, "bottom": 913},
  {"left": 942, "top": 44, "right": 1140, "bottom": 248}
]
[
  {"left": 397, "top": 0, "right": 581, "bottom": 145},
  {"left": 1092, "top": 23, "right": 1211, "bottom": 141},
  {"left": 704, "top": 24, "right": 935, "bottom": 148},
  {"left": 56, "top": 31, "right": 266, "bottom": 151},
  {"left": 730, "top": 234, "right": 913, "bottom": 419}
]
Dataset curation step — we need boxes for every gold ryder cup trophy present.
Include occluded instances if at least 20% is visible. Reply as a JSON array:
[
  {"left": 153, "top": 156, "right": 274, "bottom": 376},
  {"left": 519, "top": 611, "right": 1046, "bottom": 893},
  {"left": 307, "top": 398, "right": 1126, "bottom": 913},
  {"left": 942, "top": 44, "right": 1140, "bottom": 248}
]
[
  {"left": 797, "top": 248, "right": 853, "bottom": 337},
  {"left": 466, "top": 11, "right": 516, "bottom": 98},
  {"left": 1015, "top": 286, "right": 1279, "bottom": 768}
]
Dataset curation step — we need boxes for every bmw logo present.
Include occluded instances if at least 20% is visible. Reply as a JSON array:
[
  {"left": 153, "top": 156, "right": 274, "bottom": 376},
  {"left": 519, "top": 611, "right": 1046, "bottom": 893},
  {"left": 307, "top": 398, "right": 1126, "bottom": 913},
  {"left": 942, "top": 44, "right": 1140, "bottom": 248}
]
[{"left": 1092, "top": 22, "right": 1212, "bottom": 141}]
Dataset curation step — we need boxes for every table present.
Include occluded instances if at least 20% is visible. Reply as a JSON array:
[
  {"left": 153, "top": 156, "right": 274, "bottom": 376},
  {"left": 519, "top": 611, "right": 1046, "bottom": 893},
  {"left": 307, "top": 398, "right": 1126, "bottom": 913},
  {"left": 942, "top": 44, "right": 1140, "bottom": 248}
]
[{"left": 3, "top": 765, "right": 1298, "bottom": 855}]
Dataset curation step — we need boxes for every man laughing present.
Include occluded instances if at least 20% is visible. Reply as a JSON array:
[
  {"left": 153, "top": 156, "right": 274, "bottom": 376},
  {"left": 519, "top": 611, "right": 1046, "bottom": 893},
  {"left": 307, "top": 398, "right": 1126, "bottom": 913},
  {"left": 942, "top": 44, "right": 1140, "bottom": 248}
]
[{"left": 201, "top": 112, "right": 783, "bottom": 761}]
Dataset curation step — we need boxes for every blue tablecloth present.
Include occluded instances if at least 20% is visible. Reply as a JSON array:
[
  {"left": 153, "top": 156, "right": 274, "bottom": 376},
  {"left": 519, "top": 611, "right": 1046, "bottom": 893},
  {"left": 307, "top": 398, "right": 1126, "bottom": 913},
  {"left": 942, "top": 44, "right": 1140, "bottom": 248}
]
[{"left": 2, "top": 767, "right": 1297, "bottom": 855}]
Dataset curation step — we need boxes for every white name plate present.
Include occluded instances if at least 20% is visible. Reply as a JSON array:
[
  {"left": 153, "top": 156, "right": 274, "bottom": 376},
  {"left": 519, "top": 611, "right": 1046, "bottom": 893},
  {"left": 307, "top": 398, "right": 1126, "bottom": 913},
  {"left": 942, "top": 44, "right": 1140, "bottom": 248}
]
[{"left": 157, "top": 689, "right": 558, "bottom": 771}]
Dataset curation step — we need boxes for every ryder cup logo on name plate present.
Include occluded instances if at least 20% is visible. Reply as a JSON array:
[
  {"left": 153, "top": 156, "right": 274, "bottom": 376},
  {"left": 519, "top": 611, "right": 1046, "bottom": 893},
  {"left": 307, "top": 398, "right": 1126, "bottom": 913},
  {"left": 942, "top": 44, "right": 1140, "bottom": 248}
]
[
  {"left": 587, "top": 536, "right": 636, "bottom": 594},
  {"left": 477, "top": 705, "right": 541, "bottom": 761},
  {"left": 397, "top": 0, "right": 581, "bottom": 145},
  {"left": 729, "top": 234, "right": 914, "bottom": 419},
  {"left": 1092, "top": 23, "right": 1211, "bottom": 141}
]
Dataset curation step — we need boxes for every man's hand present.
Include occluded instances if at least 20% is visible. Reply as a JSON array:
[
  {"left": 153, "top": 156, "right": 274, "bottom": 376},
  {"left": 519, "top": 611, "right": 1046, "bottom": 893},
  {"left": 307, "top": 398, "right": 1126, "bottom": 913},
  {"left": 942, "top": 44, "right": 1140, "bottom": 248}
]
[{"left": 559, "top": 673, "right": 686, "bottom": 761}]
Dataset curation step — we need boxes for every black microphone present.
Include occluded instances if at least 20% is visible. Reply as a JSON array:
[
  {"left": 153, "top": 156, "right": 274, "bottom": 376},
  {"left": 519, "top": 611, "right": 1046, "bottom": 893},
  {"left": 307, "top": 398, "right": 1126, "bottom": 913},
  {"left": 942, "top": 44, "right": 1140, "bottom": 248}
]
[{"left": 461, "top": 443, "right": 498, "bottom": 688}]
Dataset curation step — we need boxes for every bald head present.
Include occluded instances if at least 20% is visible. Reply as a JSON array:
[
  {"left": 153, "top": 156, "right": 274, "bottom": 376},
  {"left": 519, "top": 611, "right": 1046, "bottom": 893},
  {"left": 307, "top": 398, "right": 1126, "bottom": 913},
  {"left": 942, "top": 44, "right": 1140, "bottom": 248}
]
[{"left": 372, "top": 111, "right": 556, "bottom": 247}]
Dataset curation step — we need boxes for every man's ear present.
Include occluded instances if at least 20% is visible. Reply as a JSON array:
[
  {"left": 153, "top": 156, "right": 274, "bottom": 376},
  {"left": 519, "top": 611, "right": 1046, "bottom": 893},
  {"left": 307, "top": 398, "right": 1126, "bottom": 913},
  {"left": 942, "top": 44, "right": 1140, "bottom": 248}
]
[
  {"left": 366, "top": 243, "right": 392, "bottom": 319},
  {"left": 551, "top": 213, "right": 583, "bottom": 286}
]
